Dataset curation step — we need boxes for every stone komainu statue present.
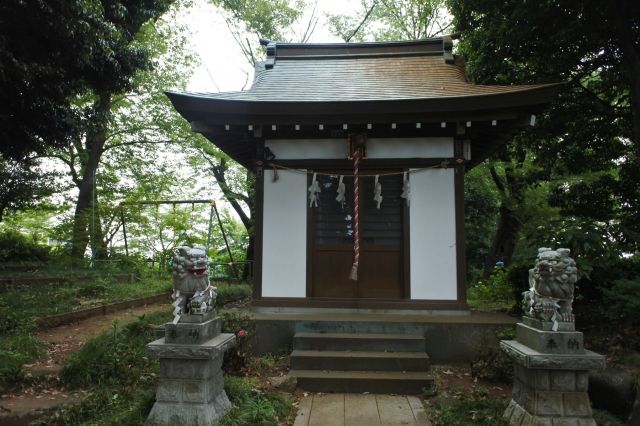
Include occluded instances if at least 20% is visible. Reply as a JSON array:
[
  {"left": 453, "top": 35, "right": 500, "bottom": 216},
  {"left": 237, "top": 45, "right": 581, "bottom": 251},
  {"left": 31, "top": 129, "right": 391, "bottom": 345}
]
[
  {"left": 522, "top": 248, "right": 578, "bottom": 326},
  {"left": 171, "top": 246, "right": 217, "bottom": 322}
]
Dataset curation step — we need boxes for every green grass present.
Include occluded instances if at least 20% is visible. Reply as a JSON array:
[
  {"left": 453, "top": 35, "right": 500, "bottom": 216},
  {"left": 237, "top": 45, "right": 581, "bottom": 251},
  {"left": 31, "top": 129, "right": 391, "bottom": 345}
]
[
  {"left": 0, "top": 275, "right": 171, "bottom": 326},
  {"left": 220, "top": 376, "right": 295, "bottom": 426},
  {"left": 216, "top": 283, "right": 252, "bottom": 306},
  {"left": 0, "top": 333, "right": 46, "bottom": 392},
  {"left": 0, "top": 273, "right": 169, "bottom": 392},
  {"left": 0, "top": 272, "right": 252, "bottom": 392},
  {"left": 60, "top": 311, "right": 170, "bottom": 389},
  {"left": 35, "top": 311, "right": 172, "bottom": 426},
  {"left": 35, "top": 313, "right": 291, "bottom": 426},
  {"left": 430, "top": 388, "right": 509, "bottom": 426}
]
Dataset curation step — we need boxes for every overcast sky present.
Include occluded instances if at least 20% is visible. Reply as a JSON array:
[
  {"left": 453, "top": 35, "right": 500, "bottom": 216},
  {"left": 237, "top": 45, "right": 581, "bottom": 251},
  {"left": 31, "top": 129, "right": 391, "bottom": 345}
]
[{"left": 177, "top": 0, "right": 360, "bottom": 93}]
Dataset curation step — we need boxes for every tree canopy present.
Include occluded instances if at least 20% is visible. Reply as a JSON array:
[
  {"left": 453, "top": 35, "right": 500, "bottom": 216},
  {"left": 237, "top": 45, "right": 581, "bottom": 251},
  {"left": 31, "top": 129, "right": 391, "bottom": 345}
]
[
  {"left": 448, "top": 0, "right": 640, "bottom": 273},
  {"left": 0, "top": 0, "right": 174, "bottom": 160}
]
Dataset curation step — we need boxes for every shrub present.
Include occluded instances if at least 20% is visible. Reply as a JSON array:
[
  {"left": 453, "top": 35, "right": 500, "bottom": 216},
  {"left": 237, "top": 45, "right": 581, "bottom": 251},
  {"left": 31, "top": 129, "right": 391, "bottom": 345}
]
[
  {"left": 0, "top": 333, "right": 45, "bottom": 392},
  {"left": 470, "top": 328, "right": 515, "bottom": 382},
  {"left": 75, "top": 281, "right": 109, "bottom": 298},
  {"left": 603, "top": 278, "right": 640, "bottom": 324},
  {"left": 0, "top": 230, "right": 50, "bottom": 263},
  {"left": 505, "top": 264, "right": 531, "bottom": 313},
  {"left": 468, "top": 267, "right": 515, "bottom": 311},
  {"left": 216, "top": 284, "right": 252, "bottom": 307},
  {"left": 61, "top": 312, "right": 170, "bottom": 389},
  {"left": 592, "top": 409, "right": 628, "bottom": 426},
  {"left": 220, "top": 311, "right": 256, "bottom": 372}
]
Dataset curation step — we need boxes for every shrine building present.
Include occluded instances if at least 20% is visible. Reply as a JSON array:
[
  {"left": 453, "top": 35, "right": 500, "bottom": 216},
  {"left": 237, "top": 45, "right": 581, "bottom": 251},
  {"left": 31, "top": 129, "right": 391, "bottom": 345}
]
[{"left": 167, "top": 37, "right": 559, "bottom": 313}]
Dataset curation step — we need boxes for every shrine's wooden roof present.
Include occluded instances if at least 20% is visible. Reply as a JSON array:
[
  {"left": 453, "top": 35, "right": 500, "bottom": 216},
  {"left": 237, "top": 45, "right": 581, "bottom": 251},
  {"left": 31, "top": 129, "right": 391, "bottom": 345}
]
[
  {"left": 178, "top": 40, "right": 553, "bottom": 102},
  {"left": 167, "top": 38, "right": 561, "bottom": 169}
]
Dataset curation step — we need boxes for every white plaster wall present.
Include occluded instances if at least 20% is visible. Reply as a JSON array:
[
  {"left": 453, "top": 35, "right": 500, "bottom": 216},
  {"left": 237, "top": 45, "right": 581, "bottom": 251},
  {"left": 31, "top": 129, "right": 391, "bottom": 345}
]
[
  {"left": 410, "top": 168, "right": 458, "bottom": 300},
  {"left": 262, "top": 170, "right": 307, "bottom": 297},
  {"left": 368, "top": 138, "right": 453, "bottom": 158},
  {"left": 265, "top": 138, "right": 453, "bottom": 160},
  {"left": 266, "top": 139, "right": 345, "bottom": 159}
]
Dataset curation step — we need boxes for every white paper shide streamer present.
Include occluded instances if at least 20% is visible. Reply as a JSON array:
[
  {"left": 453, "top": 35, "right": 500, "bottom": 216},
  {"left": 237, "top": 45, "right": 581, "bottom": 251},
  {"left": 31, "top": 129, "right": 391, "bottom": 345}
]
[
  {"left": 373, "top": 174, "right": 383, "bottom": 209},
  {"left": 401, "top": 171, "right": 411, "bottom": 205},
  {"left": 308, "top": 173, "right": 321, "bottom": 207},
  {"left": 335, "top": 175, "right": 346, "bottom": 207}
]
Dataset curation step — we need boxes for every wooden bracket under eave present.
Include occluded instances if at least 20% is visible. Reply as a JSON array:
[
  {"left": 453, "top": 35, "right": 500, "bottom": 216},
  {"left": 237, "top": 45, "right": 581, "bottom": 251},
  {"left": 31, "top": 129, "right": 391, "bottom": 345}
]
[{"left": 347, "top": 133, "right": 367, "bottom": 159}]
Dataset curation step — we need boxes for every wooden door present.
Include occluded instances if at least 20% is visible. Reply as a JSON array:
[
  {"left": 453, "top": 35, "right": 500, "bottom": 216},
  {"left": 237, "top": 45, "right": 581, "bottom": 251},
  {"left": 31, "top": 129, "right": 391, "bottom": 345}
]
[{"left": 310, "top": 173, "right": 404, "bottom": 299}]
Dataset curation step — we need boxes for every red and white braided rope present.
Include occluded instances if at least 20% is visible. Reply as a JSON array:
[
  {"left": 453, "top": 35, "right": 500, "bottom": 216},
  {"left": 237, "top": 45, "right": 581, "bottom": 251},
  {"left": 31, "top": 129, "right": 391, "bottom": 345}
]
[{"left": 350, "top": 151, "right": 360, "bottom": 280}]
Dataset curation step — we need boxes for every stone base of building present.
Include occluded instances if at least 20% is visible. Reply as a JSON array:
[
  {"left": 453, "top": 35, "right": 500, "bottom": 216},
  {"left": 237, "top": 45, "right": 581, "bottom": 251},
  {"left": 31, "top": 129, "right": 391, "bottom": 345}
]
[
  {"left": 145, "top": 315, "right": 235, "bottom": 425},
  {"left": 504, "top": 399, "right": 596, "bottom": 426},
  {"left": 501, "top": 334, "right": 606, "bottom": 426}
]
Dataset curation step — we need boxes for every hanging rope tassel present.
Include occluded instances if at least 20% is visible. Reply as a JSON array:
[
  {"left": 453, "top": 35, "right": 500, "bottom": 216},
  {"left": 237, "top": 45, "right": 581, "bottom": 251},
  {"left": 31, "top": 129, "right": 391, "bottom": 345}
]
[
  {"left": 374, "top": 174, "right": 383, "bottom": 209},
  {"left": 308, "top": 173, "right": 320, "bottom": 207},
  {"left": 349, "top": 151, "right": 361, "bottom": 281},
  {"left": 336, "top": 175, "right": 346, "bottom": 207}
]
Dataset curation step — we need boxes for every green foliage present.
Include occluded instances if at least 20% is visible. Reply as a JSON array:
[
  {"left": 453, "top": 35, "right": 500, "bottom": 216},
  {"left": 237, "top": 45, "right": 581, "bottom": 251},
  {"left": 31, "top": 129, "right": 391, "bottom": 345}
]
[
  {"left": 0, "top": 275, "right": 170, "bottom": 329},
  {"left": 0, "top": 230, "right": 51, "bottom": 263},
  {"left": 328, "top": 0, "right": 451, "bottom": 42},
  {"left": 465, "top": 167, "right": 500, "bottom": 282},
  {"left": 216, "top": 284, "right": 252, "bottom": 307},
  {"left": 0, "top": 0, "right": 175, "bottom": 159},
  {"left": 61, "top": 317, "right": 159, "bottom": 389},
  {"left": 220, "top": 377, "right": 294, "bottom": 426},
  {"left": 603, "top": 278, "right": 640, "bottom": 324},
  {"left": 0, "top": 333, "right": 46, "bottom": 392},
  {"left": 37, "top": 312, "right": 171, "bottom": 426},
  {"left": 449, "top": 0, "right": 640, "bottom": 262},
  {"left": 220, "top": 311, "right": 256, "bottom": 371},
  {"left": 0, "top": 156, "right": 57, "bottom": 222},
  {"left": 37, "top": 386, "right": 158, "bottom": 426},
  {"left": 432, "top": 388, "right": 508, "bottom": 425},
  {"left": 224, "top": 375, "right": 259, "bottom": 405},
  {"left": 470, "top": 328, "right": 515, "bottom": 383},
  {"left": 592, "top": 409, "right": 628, "bottom": 426},
  {"left": 212, "top": 0, "right": 305, "bottom": 64},
  {"left": 505, "top": 264, "right": 531, "bottom": 314},
  {"left": 467, "top": 267, "right": 515, "bottom": 312}
]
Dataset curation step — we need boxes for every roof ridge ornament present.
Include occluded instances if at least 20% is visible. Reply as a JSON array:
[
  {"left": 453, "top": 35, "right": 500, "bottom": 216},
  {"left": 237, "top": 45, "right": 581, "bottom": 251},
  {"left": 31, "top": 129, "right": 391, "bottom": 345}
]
[
  {"left": 261, "top": 38, "right": 277, "bottom": 70},
  {"left": 443, "top": 36, "right": 454, "bottom": 64}
]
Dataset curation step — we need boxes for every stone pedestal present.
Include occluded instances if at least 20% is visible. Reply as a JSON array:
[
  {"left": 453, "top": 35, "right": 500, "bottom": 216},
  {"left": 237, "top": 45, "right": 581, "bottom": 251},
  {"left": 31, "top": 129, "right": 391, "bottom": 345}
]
[
  {"left": 501, "top": 323, "right": 606, "bottom": 426},
  {"left": 145, "top": 313, "right": 235, "bottom": 426}
]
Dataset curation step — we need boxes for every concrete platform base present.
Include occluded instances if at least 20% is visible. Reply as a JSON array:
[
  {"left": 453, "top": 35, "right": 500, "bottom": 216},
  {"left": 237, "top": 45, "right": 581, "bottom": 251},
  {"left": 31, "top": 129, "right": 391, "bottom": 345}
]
[
  {"left": 249, "top": 310, "right": 517, "bottom": 362},
  {"left": 501, "top": 332, "right": 605, "bottom": 426}
]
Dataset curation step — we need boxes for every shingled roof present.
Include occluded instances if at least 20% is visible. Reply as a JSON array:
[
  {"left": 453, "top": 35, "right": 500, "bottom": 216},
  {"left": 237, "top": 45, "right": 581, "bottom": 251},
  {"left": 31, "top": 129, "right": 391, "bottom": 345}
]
[
  {"left": 180, "top": 40, "right": 553, "bottom": 102},
  {"left": 167, "top": 37, "right": 560, "bottom": 169}
]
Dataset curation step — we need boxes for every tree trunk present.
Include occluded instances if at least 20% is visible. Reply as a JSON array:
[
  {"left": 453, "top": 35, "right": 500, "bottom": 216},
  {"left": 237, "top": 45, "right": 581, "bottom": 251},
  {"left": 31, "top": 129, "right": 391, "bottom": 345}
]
[
  {"left": 483, "top": 163, "right": 526, "bottom": 279},
  {"left": 243, "top": 234, "right": 255, "bottom": 281},
  {"left": 211, "top": 160, "right": 256, "bottom": 281},
  {"left": 70, "top": 94, "right": 111, "bottom": 259},
  {"left": 482, "top": 203, "right": 522, "bottom": 278}
]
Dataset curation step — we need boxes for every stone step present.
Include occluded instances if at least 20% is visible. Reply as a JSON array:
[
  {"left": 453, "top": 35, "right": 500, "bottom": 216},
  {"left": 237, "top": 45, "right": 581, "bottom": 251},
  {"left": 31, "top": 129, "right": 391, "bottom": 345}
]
[
  {"left": 293, "top": 332, "right": 425, "bottom": 352},
  {"left": 290, "top": 349, "right": 430, "bottom": 372},
  {"left": 294, "top": 321, "right": 424, "bottom": 336},
  {"left": 290, "top": 370, "right": 434, "bottom": 394}
]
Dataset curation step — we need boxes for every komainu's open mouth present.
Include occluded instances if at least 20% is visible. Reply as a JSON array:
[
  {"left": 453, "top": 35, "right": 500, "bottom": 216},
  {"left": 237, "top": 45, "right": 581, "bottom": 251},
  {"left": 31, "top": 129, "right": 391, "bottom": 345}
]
[{"left": 188, "top": 267, "right": 207, "bottom": 277}]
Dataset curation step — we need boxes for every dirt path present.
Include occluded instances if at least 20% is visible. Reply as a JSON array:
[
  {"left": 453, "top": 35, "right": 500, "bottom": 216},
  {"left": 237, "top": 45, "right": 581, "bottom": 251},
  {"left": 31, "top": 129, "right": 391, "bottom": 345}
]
[{"left": 0, "top": 301, "right": 170, "bottom": 426}]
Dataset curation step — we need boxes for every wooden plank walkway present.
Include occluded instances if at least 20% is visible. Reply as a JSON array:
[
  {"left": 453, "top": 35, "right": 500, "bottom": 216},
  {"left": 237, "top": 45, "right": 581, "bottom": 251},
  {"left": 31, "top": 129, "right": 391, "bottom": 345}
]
[{"left": 294, "top": 394, "right": 431, "bottom": 426}]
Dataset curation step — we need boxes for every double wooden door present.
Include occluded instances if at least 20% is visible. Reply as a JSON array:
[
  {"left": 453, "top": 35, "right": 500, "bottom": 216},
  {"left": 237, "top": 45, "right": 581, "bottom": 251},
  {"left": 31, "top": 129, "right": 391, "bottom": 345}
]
[{"left": 309, "top": 172, "right": 405, "bottom": 299}]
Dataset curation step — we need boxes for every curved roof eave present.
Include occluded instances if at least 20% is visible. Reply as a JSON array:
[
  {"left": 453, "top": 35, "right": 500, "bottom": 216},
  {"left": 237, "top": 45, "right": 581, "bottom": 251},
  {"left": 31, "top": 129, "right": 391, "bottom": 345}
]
[{"left": 166, "top": 83, "right": 563, "bottom": 124}]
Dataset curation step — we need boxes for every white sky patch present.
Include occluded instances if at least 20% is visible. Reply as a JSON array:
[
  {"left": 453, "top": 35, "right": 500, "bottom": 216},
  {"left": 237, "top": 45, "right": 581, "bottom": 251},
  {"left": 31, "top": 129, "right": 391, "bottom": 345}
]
[{"left": 177, "top": 0, "right": 361, "bottom": 93}]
